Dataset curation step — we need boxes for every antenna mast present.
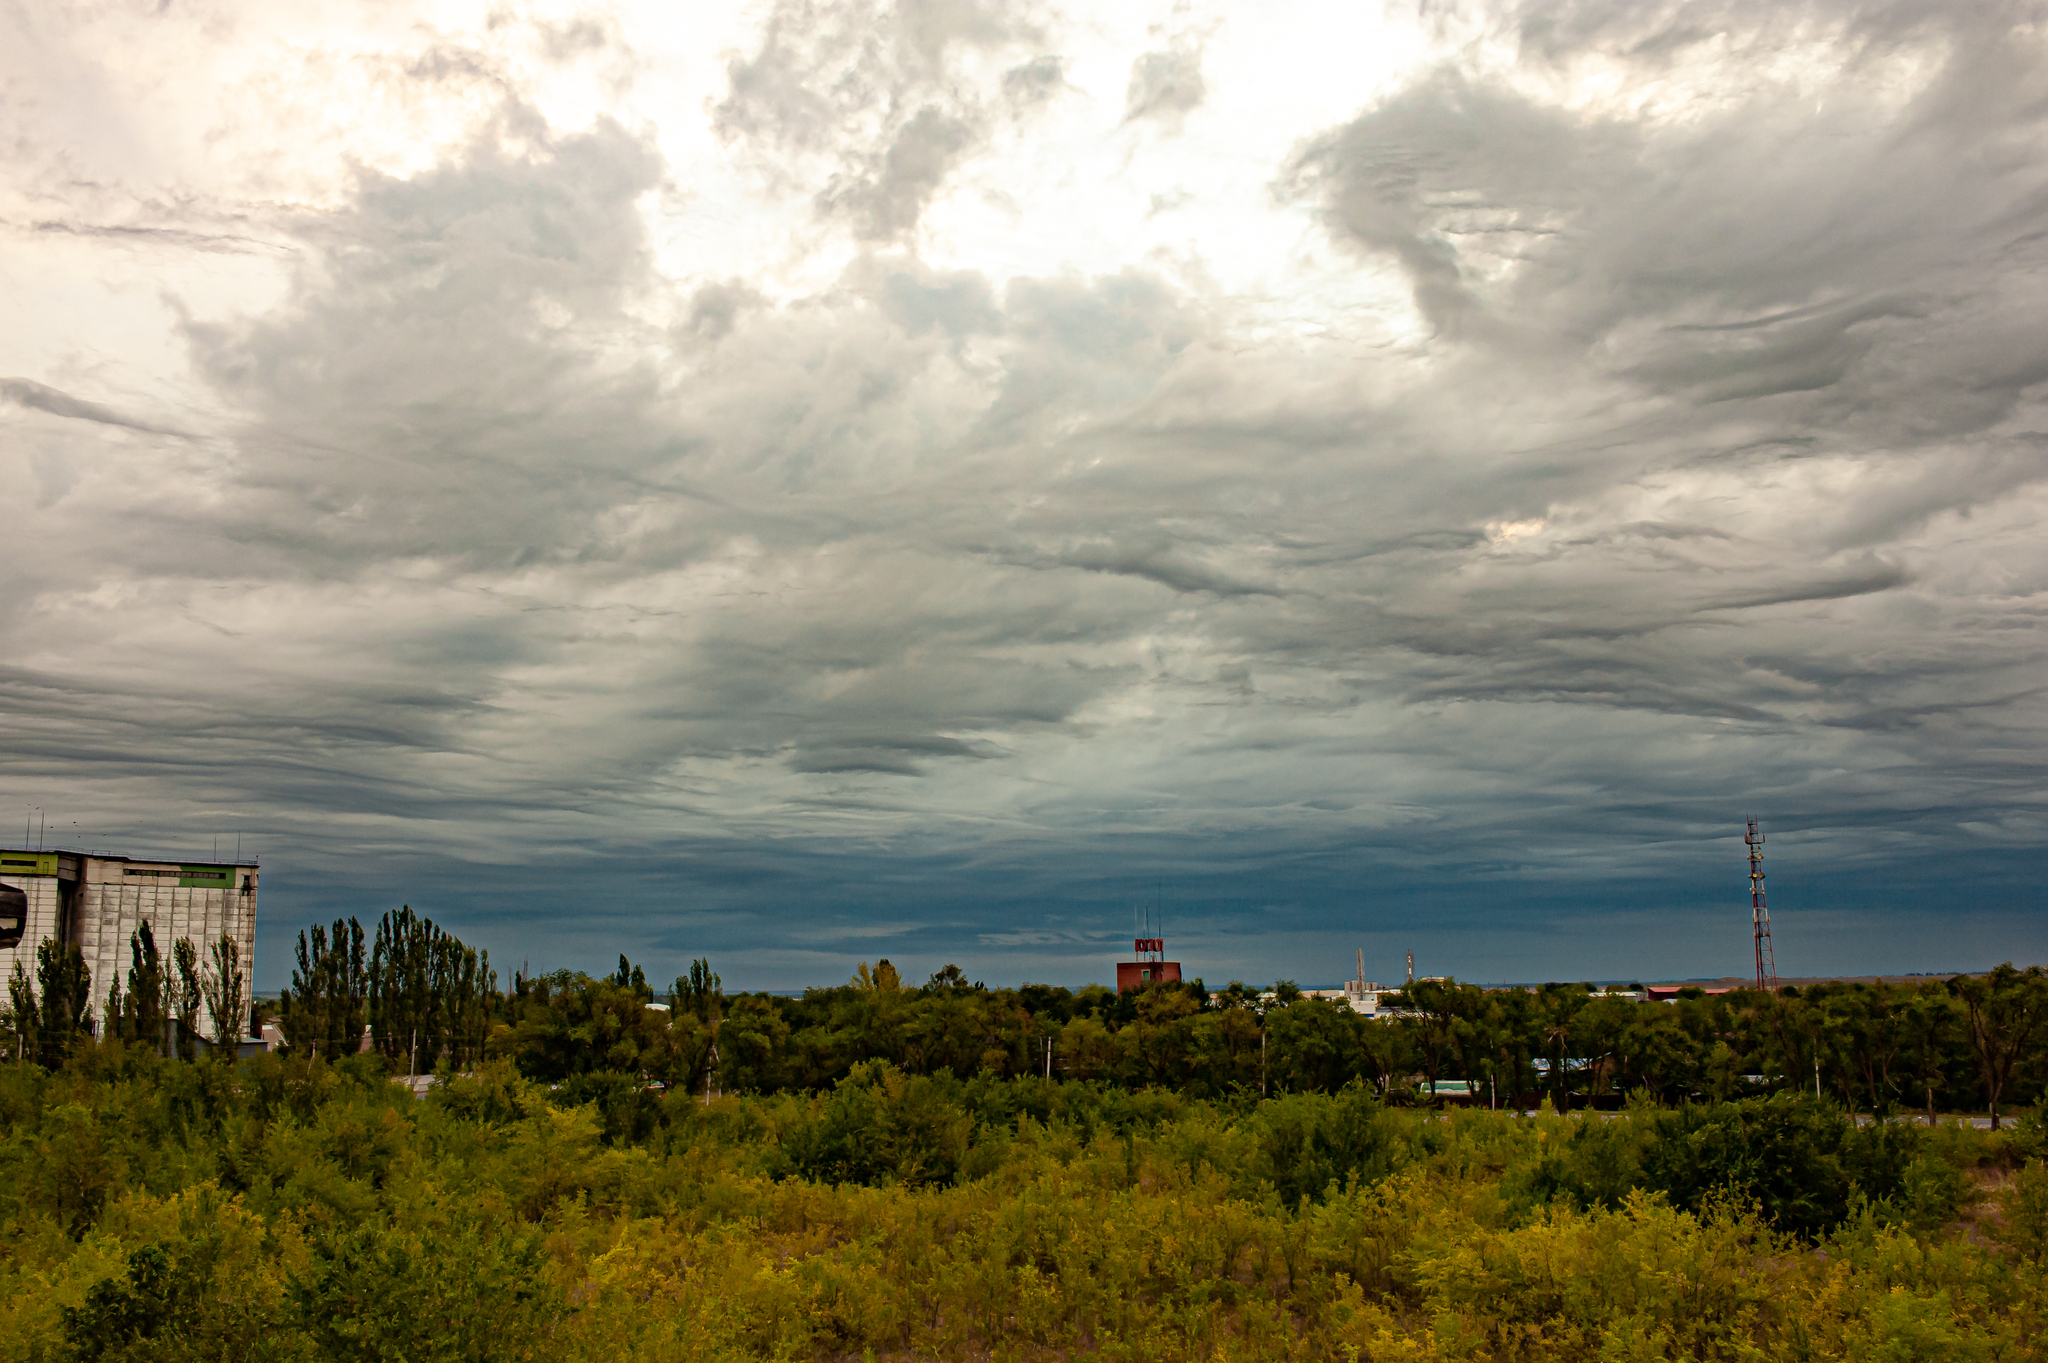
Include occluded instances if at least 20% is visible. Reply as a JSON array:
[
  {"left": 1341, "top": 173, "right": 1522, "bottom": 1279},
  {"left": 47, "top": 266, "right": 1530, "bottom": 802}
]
[
  {"left": 1134, "top": 882, "right": 1165, "bottom": 965},
  {"left": 1747, "top": 817, "right": 1777, "bottom": 991}
]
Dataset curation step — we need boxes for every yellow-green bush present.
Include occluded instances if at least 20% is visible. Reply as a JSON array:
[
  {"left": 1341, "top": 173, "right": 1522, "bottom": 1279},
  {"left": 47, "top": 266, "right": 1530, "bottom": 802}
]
[{"left": 1, "top": 1047, "right": 2045, "bottom": 1361}]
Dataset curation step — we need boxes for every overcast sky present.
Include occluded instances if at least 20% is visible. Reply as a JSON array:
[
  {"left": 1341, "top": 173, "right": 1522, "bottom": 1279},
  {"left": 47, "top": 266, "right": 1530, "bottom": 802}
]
[{"left": 4, "top": 0, "right": 2045, "bottom": 992}]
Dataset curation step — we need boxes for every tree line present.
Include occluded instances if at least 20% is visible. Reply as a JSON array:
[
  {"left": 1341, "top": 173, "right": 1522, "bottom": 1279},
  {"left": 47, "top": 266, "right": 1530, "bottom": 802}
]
[
  {"left": 274, "top": 905, "right": 497, "bottom": 1073},
  {"left": 4, "top": 925, "right": 245, "bottom": 1064},
  {"left": 221, "top": 912, "right": 2048, "bottom": 1128},
  {"left": 7, "top": 904, "right": 2044, "bottom": 1127}
]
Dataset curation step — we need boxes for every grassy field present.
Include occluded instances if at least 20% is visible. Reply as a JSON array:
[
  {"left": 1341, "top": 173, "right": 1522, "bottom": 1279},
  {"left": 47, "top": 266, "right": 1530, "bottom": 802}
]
[{"left": 4, "top": 1048, "right": 2047, "bottom": 1361}]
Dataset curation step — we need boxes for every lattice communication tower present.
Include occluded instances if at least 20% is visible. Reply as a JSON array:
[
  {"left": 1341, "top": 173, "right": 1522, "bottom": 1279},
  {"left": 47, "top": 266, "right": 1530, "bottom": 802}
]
[{"left": 1747, "top": 817, "right": 1777, "bottom": 991}]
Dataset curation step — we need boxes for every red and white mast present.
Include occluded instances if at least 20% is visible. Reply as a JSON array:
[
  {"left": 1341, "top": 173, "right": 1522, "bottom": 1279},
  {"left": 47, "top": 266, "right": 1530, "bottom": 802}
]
[{"left": 1747, "top": 817, "right": 1777, "bottom": 991}]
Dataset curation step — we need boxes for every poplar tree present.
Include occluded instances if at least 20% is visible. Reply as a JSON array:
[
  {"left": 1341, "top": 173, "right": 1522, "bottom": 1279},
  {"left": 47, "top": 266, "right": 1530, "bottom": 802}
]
[
  {"left": 7, "top": 940, "right": 92, "bottom": 1065},
  {"left": 171, "top": 938, "right": 203, "bottom": 1059},
  {"left": 121, "top": 923, "right": 169, "bottom": 1056},
  {"left": 279, "top": 919, "right": 369, "bottom": 1057},
  {"left": 200, "top": 934, "right": 247, "bottom": 1048},
  {"left": 368, "top": 906, "right": 494, "bottom": 1074}
]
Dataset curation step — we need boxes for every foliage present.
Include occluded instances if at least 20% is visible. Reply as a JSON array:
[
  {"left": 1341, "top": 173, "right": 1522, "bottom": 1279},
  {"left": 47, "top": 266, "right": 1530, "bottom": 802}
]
[
  {"left": 200, "top": 933, "right": 246, "bottom": 1047},
  {"left": 369, "top": 905, "right": 496, "bottom": 1073},
  {"left": 111, "top": 922, "right": 168, "bottom": 1054},
  {"left": 0, "top": 1050, "right": 2042, "bottom": 1362},
  {"left": 1951, "top": 963, "right": 2048, "bottom": 1128},
  {"left": 278, "top": 917, "right": 368, "bottom": 1058},
  {"left": 7, "top": 938, "right": 93, "bottom": 1066}
]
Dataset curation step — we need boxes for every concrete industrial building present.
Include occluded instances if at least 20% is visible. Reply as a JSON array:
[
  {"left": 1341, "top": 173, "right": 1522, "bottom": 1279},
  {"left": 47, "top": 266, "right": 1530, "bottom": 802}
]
[
  {"left": 1300, "top": 950, "right": 1402, "bottom": 1017},
  {"left": 0, "top": 848, "right": 258, "bottom": 1033}
]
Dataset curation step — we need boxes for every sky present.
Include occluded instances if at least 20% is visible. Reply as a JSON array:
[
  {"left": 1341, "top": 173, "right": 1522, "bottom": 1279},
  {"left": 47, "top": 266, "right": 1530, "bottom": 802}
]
[{"left": 3, "top": 0, "right": 2046, "bottom": 993}]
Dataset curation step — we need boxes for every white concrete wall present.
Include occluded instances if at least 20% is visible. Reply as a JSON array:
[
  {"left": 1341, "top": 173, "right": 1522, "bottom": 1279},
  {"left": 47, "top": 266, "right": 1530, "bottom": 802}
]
[
  {"left": 71, "top": 857, "right": 258, "bottom": 1035},
  {"left": 0, "top": 860, "right": 67, "bottom": 986}
]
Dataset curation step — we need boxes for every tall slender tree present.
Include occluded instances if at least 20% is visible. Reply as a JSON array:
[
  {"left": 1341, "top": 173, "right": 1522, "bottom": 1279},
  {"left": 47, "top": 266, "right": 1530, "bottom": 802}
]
[
  {"left": 200, "top": 933, "right": 247, "bottom": 1048},
  {"left": 279, "top": 918, "right": 369, "bottom": 1056},
  {"left": 28, "top": 939, "right": 91, "bottom": 1065},
  {"left": 669, "top": 958, "right": 724, "bottom": 1096},
  {"left": 171, "top": 938, "right": 203, "bottom": 1059},
  {"left": 369, "top": 906, "right": 494, "bottom": 1074},
  {"left": 121, "top": 923, "right": 169, "bottom": 1056},
  {"left": 6, "top": 959, "right": 32, "bottom": 1062},
  {"left": 7, "top": 944, "right": 92, "bottom": 1065}
]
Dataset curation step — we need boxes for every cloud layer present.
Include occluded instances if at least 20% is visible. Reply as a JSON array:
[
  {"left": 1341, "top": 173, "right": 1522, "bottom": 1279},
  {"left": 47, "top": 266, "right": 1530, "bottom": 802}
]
[{"left": 3, "top": 0, "right": 2045, "bottom": 989}]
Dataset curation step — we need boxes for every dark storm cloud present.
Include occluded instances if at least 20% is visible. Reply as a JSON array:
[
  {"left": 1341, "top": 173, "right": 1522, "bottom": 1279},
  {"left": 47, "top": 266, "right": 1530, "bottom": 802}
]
[{"left": 7, "top": 0, "right": 2048, "bottom": 990}]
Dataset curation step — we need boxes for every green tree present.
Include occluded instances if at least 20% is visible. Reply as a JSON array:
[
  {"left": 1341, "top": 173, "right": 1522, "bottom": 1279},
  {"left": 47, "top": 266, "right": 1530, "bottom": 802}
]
[
  {"left": 1120, "top": 984, "right": 1201, "bottom": 1087},
  {"left": 1399, "top": 979, "right": 1464, "bottom": 1097},
  {"left": 1898, "top": 982, "right": 1961, "bottom": 1123},
  {"left": 9, "top": 938, "right": 93, "bottom": 1065},
  {"left": 1267, "top": 996, "right": 1359, "bottom": 1094},
  {"left": 200, "top": 933, "right": 247, "bottom": 1048},
  {"left": 1535, "top": 982, "right": 1593, "bottom": 1112},
  {"left": 1641, "top": 1093, "right": 1855, "bottom": 1239},
  {"left": 716, "top": 992, "right": 791, "bottom": 1091},
  {"left": 491, "top": 969, "right": 677, "bottom": 1086},
  {"left": 171, "top": 936, "right": 203, "bottom": 1059},
  {"left": 611, "top": 954, "right": 651, "bottom": 1000},
  {"left": 279, "top": 918, "right": 369, "bottom": 1057},
  {"left": 369, "top": 906, "right": 495, "bottom": 1074},
  {"left": 1951, "top": 963, "right": 2048, "bottom": 1128},
  {"left": 854, "top": 959, "right": 903, "bottom": 992},
  {"left": 671, "top": 957, "right": 722, "bottom": 1022},
  {"left": 1832, "top": 983, "right": 1906, "bottom": 1115},
  {"left": 1611, "top": 999, "right": 1698, "bottom": 1101},
  {"left": 1186, "top": 991, "right": 1263, "bottom": 1095},
  {"left": 119, "top": 922, "right": 169, "bottom": 1055},
  {"left": 667, "top": 957, "right": 724, "bottom": 1096}
]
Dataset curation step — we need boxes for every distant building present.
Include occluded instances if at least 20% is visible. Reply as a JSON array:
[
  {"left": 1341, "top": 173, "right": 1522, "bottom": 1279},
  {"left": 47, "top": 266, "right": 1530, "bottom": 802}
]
[
  {"left": 1116, "top": 936, "right": 1181, "bottom": 992},
  {"left": 1316, "top": 950, "right": 1402, "bottom": 1016},
  {"left": 0, "top": 848, "right": 258, "bottom": 1032},
  {"left": 1644, "top": 985, "right": 1733, "bottom": 1003},
  {"left": 1300, "top": 983, "right": 1398, "bottom": 1017}
]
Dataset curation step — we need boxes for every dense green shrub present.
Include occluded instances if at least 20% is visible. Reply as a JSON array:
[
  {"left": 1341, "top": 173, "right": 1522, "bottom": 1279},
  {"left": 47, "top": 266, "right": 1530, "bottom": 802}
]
[
  {"left": 1241, "top": 1083, "right": 1403, "bottom": 1206},
  {"left": 1640, "top": 1094, "right": 1856, "bottom": 1238}
]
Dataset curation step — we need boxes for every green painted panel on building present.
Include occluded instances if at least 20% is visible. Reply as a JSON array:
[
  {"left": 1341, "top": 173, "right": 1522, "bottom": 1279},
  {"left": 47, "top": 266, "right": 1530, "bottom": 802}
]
[{"left": 0, "top": 853, "right": 57, "bottom": 877}]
